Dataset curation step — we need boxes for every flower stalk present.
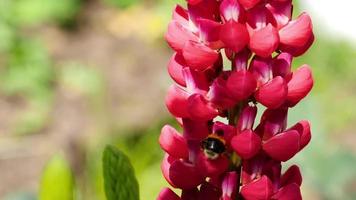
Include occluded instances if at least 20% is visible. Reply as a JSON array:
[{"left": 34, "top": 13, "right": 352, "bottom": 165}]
[{"left": 158, "top": 0, "right": 314, "bottom": 199}]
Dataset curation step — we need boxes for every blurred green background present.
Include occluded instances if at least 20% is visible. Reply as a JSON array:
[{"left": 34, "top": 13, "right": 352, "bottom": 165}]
[{"left": 0, "top": 0, "right": 355, "bottom": 199}]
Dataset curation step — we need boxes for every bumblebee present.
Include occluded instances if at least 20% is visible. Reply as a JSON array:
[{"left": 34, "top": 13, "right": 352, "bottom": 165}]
[{"left": 201, "top": 130, "right": 226, "bottom": 160}]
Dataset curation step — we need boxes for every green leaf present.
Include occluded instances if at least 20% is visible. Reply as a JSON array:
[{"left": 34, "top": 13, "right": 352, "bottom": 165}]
[
  {"left": 39, "top": 154, "right": 74, "bottom": 200},
  {"left": 103, "top": 145, "right": 139, "bottom": 200}
]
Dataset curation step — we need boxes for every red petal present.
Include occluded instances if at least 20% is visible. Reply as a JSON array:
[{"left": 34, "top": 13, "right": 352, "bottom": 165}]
[
  {"left": 168, "top": 53, "right": 187, "bottom": 87},
  {"left": 221, "top": 172, "right": 238, "bottom": 200},
  {"left": 286, "top": 65, "right": 313, "bottom": 107},
  {"left": 279, "top": 13, "right": 314, "bottom": 56},
  {"left": 226, "top": 70, "right": 257, "bottom": 101},
  {"left": 238, "top": 0, "right": 261, "bottom": 10},
  {"left": 157, "top": 188, "right": 181, "bottom": 200},
  {"left": 165, "top": 20, "right": 196, "bottom": 52},
  {"left": 208, "top": 75, "right": 236, "bottom": 109},
  {"left": 281, "top": 165, "right": 302, "bottom": 187},
  {"left": 220, "top": 0, "right": 244, "bottom": 22},
  {"left": 231, "top": 130, "right": 261, "bottom": 159},
  {"left": 183, "top": 66, "right": 210, "bottom": 93},
  {"left": 187, "top": 94, "right": 219, "bottom": 121},
  {"left": 159, "top": 125, "right": 189, "bottom": 158},
  {"left": 255, "top": 76, "right": 288, "bottom": 109},
  {"left": 161, "top": 154, "right": 178, "bottom": 188},
  {"left": 237, "top": 105, "right": 257, "bottom": 131},
  {"left": 197, "top": 18, "right": 223, "bottom": 49},
  {"left": 169, "top": 159, "right": 205, "bottom": 189},
  {"left": 188, "top": 0, "right": 220, "bottom": 24},
  {"left": 272, "top": 52, "right": 293, "bottom": 79},
  {"left": 288, "top": 120, "right": 311, "bottom": 150},
  {"left": 263, "top": 130, "right": 300, "bottom": 161},
  {"left": 220, "top": 20, "right": 249, "bottom": 52},
  {"left": 249, "top": 56, "right": 272, "bottom": 86},
  {"left": 241, "top": 175, "right": 274, "bottom": 200},
  {"left": 196, "top": 152, "right": 229, "bottom": 177},
  {"left": 165, "top": 85, "right": 190, "bottom": 118},
  {"left": 266, "top": 0, "right": 292, "bottom": 29},
  {"left": 249, "top": 24, "right": 280, "bottom": 58},
  {"left": 272, "top": 183, "right": 302, "bottom": 200},
  {"left": 183, "top": 40, "right": 219, "bottom": 71},
  {"left": 187, "top": 0, "right": 203, "bottom": 5}
]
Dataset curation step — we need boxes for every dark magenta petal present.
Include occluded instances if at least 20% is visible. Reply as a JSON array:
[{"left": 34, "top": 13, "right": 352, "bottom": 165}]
[
  {"left": 279, "top": 13, "right": 314, "bottom": 56},
  {"left": 272, "top": 52, "right": 293, "bottom": 79},
  {"left": 249, "top": 24, "right": 280, "bottom": 58},
  {"left": 263, "top": 130, "right": 300, "bottom": 161},
  {"left": 220, "top": 0, "right": 244, "bottom": 22},
  {"left": 247, "top": 5, "right": 276, "bottom": 29},
  {"left": 231, "top": 129, "right": 261, "bottom": 159},
  {"left": 165, "top": 20, "right": 196, "bottom": 52},
  {"left": 238, "top": 0, "right": 261, "bottom": 10},
  {"left": 220, "top": 20, "right": 249, "bottom": 52},
  {"left": 182, "top": 118, "right": 210, "bottom": 140},
  {"left": 196, "top": 18, "right": 223, "bottom": 49},
  {"left": 157, "top": 188, "right": 181, "bottom": 200},
  {"left": 272, "top": 183, "right": 302, "bottom": 200},
  {"left": 281, "top": 165, "right": 302, "bottom": 187},
  {"left": 188, "top": 0, "right": 220, "bottom": 24},
  {"left": 258, "top": 108, "right": 288, "bottom": 140},
  {"left": 237, "top": 105, "right": 257, "bottom": 131},
  {"left": 173, "top": 5, "right": 189, "bottom": 23},
  {"left": 168, "top": 53, "right": 187, "bottom": 87},
  {"left": 226, "top": 70, "right": 257, "bottom": 101},
  {"left": 187, "top": 94, "right": 219, "bottom": 121},
  {"left": 169, "top": 159, "right": 205, "bottom": 189},
  {"left": 241, "top": 175, "right": 274, "bottom": 200},
  {"left": 221, "top": 172, "right": 238, "bottom": 200},
  {"left": 208, "top": 74, "right": 236, "bottom": 109},
  {"left": 233, "top": 48, "right": 252, "bottom": 71},
  {"left": 183, "top": 67, "right": 210, "bottom": 93},
  {"left": 288, "top": 120, "right": 311, "bottom": 150},
  {"left": 159, "top": 125, "right": 189, "bottom": 159},
  {"left": 183, "top": 40, "right": 219, "bottom": 71},
  {"left": 181, "top": 188, "right": 199, "bottom": 200},
  {"left": 266, "top": 0, "right": 292, "bottom": 29},
  {"left": 286, "top": 65, "right": 314, "bottom": 107},
  {"left": 187, "top": 0, "right": 203, "bottom": 5},
  {"left": 255, "top": 76, "right": 288, "bottom": 109},
  {"left": 165, "top": 85, "right": 190, "bottom": 118},
  {"left": 213, "top": 121, "right": 236, "bottom": 146},
  {"left": 199, "top": 182, "right": 221, "bottom": 200}
]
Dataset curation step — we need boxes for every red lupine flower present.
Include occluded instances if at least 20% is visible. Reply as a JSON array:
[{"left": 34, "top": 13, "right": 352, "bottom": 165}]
[{"left": 159, "top": 0, "right": 314, "bottom": 199}]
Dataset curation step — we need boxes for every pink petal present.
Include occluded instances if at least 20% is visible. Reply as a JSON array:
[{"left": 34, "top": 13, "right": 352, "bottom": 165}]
[
  {"left": 272, "top": 183, "right": 302, "bottom": 200},
  {"left": 168, "top": 53, "right": 187, "bottom": 87},
  {"left": 183, "top": 66, "right": 210, "bottom": 94},
  {"left": 226, "top": 70, "right": 257, "bottom": 101},
  {"left": 241, "top": 175, "right": 274, "bottom": 200},
  {"left": 286, "top": 65, "right": 313, "bottom": 107},
  {"left": 237, "top": 105, "right": 257, "bottom": 131},
  {"left": 220, "top": 20, "right": 249, "bottom": 53},
  {"left": 172, "top": 5, "right": 189, "bottom": 23},
  {"left": 208, "top": 75, "right": 236, "bottom": 109},
  {"left": 165, "top": 85, "right": 190, "bottom": 118},
  {"left": 255, "top": 76, "right": 288, "bottom": 109},
  {"left": 197, "top": 18, "right": 223, "bottom": 49},
  {"left": 266, "top": 0, "right": 292, "bottom": 29},
  {"left": 238, "top": 0, "right": 261, "bottom": 10},
  {"left": 281, "top": 165, "right": 302, "bottom": 187},
  {"left": 279, "top": 13, "right": 314, "bottom": 56},
  {"left": 159, "top": 125, "right": 189, "bottom": 158},
  {"left": 165, "top": 20, "right": 196, "bottom": 52},
  {"left": 231, "top": 129, "right": 261, "bottom": 159},
  {"left": 157, "top": 188, "right": 181, "bottom": 200},
  {"left": 221, "top": 172, "right": 238, "bottom": 200},
  {"left": 169, "top": 159, "right": 205, "bottom": 189},
  {"left": 272, "top": 52, "right": 293, "bottom": 79},
  {"left": 249, "top": 24, "right": 280, "bottom": 58},
  {"left": 263, "top": 130, "right": 300, "bottom": 161},
  {"left": 220, "top": 0, "right": 244, "bottom": 22},
  {"left": 247, "top": 5, "right": 276, "bottom": 29},
  {"left": 183, "top": 40, "right": 219, "bottom": 71},
  {"left": 249, "top": 56, "right": 272, "bottom": 86},
  {"left": 288, "top": 120, "right": 311, "bottom": 150},
  {"left": 187, "top": 94, "right": 219, "bottom": 121},
  {"left": 161, "top": 154, "right": 178, "bottom": 188},
  {"left": 196, "top": 152, "right": 229, "bottom": 177}
]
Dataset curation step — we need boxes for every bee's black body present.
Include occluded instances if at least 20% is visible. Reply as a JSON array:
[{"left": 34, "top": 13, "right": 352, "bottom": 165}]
[{"left": 201, "top": 134, "right": 226, "bottom": 159}]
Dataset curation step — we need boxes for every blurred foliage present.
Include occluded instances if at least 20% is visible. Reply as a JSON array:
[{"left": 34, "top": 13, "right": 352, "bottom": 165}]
[{"left": 39, "top": 154, "right": 75, "bottom": 200}]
